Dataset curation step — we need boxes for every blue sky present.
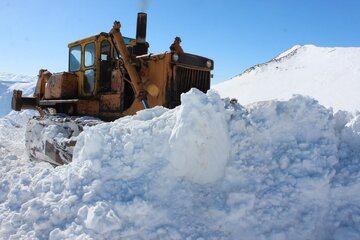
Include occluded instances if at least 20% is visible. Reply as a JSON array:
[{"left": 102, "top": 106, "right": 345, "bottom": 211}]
[{"left": 1, "top": 0, "right": 360, "bottom": 84}]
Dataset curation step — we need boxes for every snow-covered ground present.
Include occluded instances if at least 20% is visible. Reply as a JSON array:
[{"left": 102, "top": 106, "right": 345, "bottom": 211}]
[
  {"left": 214, "top": 45, "right": 360, "bottom": 112},
  {"left": 1, "top": 45, "right": 360, "bottom": 239},
  {"left": 0, "top": 72, "right": 37, "bottom": 117},
  {"left": 1, "top": 90, "right": 360, "bottom": 239}
]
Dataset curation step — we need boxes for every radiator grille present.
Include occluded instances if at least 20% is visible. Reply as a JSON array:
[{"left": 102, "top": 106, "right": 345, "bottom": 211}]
[
  {"left": 175, "top": 67, "right": 210, "bottom": 93},
  {"left": 167, "top": 66, "right": 211, "bottom": 108}
]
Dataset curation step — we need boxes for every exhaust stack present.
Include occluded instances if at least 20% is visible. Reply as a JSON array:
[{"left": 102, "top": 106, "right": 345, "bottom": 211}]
[
  {"left": 136, "top": 12, "right": 147, "bottom": 43},
  {"left": 134, "top": 12, "right": 148, "bottom": 55}
]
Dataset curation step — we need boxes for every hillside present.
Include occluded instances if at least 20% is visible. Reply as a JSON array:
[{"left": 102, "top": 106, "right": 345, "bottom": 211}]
[{"left": 213, "top": 45, "right": 360, "bottom": 112}]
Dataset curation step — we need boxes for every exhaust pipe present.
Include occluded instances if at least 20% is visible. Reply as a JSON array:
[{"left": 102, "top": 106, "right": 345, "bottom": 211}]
[
  {"left": 136, "top": 12, "right": 147, "bottom": 44},
  {"left": 134, "top": 12, "right": 148, "bottom": 55}
]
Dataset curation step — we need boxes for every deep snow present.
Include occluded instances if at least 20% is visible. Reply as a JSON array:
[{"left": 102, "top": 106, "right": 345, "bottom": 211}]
[{"left": 1, "top": 89, "right": 360, "bottom": 239}]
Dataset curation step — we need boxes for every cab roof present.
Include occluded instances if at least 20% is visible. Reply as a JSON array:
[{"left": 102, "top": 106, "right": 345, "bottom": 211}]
[{"left": 67, "top": 32, "right": 136, "bottom": 48}]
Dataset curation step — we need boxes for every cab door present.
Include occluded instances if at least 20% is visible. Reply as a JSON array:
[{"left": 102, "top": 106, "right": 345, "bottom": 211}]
[
  {"left": 69, "top": 44, "right": 83, "bottom": 95},
  {"left": 99, "top": 40, "right": 112, "bottom": 92},
  {"left": 83, "top": 42, "right": 96, "bottom": 96},
  {"left": 69, "top": 41, "right": 96, "bottom": 97}
]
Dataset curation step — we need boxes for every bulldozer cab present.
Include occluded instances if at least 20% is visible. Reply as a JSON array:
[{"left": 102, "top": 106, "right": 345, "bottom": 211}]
[{"left": 68, "top": 33, "right": 136, "bottom": 97}]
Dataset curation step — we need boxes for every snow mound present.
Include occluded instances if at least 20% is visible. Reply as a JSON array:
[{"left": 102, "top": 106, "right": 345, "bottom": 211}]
[
  {"left": 0, "top": 72, "right": 37, "bottom": 117},
  {"left": 168, "top": 90, "right": 230, "bottom": 184},
  {"left": 214, "top": 45, "right": 360, "bottom": 112},
  {"left": 1, "top": 90, "right": 360, "bottom": 239}
]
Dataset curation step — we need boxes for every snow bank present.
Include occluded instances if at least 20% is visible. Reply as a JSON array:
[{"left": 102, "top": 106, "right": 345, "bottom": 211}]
[{"left": 1, "top": 90, "right": 360, "bottom": 239}]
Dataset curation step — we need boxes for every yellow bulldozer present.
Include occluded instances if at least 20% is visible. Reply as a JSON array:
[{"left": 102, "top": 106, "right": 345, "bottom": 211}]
[{"left": 11, "top": 13, "right": 214, "bottom": 166}]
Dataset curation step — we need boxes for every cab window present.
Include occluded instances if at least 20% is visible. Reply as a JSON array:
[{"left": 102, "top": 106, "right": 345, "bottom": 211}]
[
  {"left": 84, "top": 42, "right": 95, "bottom": 67},
  {"left": 100, "top": 40, "right": 112, "bottom": 92},
  {"left": 84, "top": 69, "right": 95, "bottom": 93},
  {"left": 69, "top": 45, "right": 81, "bottom": 71},
  {"left": 101, "top": 40, "right": 110, "bottom": 60}
]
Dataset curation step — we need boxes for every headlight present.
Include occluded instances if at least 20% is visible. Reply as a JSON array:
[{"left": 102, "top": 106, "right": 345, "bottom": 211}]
[
  {"left": 206, "top": 60, "right": 212, "bottom": 68},
  {"left": 172, "top": 53, "right": 179, "bottom": 62},
  {"left": 146, "top": 84, "right": 160, "bottom": 97}
]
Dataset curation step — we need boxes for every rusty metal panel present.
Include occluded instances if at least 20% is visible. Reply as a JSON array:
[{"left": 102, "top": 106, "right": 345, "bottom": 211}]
[
  {"left": 11, "top": 90, "right": 37, "bottom": 111},
  {"left": 34, "top": 69, "right": 52, "bottom": 99},
  {"left": 76, "top": 100, "right": 99, "bottom": 116},
  {"left": 45, "top": 72, "right": 78, "bottom": 99},
  {"left": 100, "top": 94, "right": 122, "bottom": 112},
  {"left": 111, "top": 69, "right": 124, "bottom": 92},
  {"left": 140, "top": 53, "right": 170, "bottom": 109}
]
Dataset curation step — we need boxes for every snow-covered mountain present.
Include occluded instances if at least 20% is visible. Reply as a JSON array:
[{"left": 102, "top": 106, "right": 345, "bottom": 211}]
[
  {"left": 0, "top": 72, "right": 37, "bottom": 116},
  {"left": 214, "top": 45, "right": 360, "bottom": 112},
  {"left": 1, "top": 45, "right": 360, "bottom": 239}
]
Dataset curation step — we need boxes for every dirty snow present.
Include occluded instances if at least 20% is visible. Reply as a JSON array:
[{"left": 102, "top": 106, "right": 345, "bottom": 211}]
[{"left": 1, "top": 88, "right": 360, "bottom": 239}]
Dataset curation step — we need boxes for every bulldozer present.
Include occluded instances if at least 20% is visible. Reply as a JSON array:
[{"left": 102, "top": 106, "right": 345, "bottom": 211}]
[{"left": 11, "top": 13, "right": 214, "bottom": 166}]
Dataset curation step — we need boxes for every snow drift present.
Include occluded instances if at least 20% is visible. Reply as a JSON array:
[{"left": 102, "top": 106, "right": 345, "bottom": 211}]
[
  {"left": 214, "top": 45, "right": 360, "bottom": 112},
  {"left": 1, "top": 89, "right": 360, "bottom": 239}
]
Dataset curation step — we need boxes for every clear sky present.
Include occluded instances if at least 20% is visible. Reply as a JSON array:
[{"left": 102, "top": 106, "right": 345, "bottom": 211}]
[{"left": 1, "top": 0, "right": 360, "bottom": 84}]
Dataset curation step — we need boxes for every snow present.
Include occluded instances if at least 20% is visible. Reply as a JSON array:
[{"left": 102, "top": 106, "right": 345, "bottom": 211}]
[
  {"left": 0, "top": 72, "right": 37, "bottom": 117},
  {"left": 168, "top": 90, "right": 230, "bottom": 184},
  {"left": 0, "top": 88, "right": 360, "bottom": 239},
  {"left": 1, "top": 45, "right": 360, "bottom": 239},
  {"left": 213, "top": 45, "right": 360, "bottom": 112}
]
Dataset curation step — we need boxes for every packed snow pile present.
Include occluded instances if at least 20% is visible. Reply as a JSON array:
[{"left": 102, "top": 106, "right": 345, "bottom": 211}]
[
  {"left": 1, "top": 89, "right": 360, "bottom": 239},
  {"left": 214, "top": 45, "right": 360, "bottom": 112},
  {"left": 0, "top": 72, "right": 37, "bottom": 117}
]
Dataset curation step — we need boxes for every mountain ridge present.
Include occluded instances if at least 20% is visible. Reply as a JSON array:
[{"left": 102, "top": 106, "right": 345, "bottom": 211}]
[{"left": 214, "top": 45, "right": 360, "bottom": 112}]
